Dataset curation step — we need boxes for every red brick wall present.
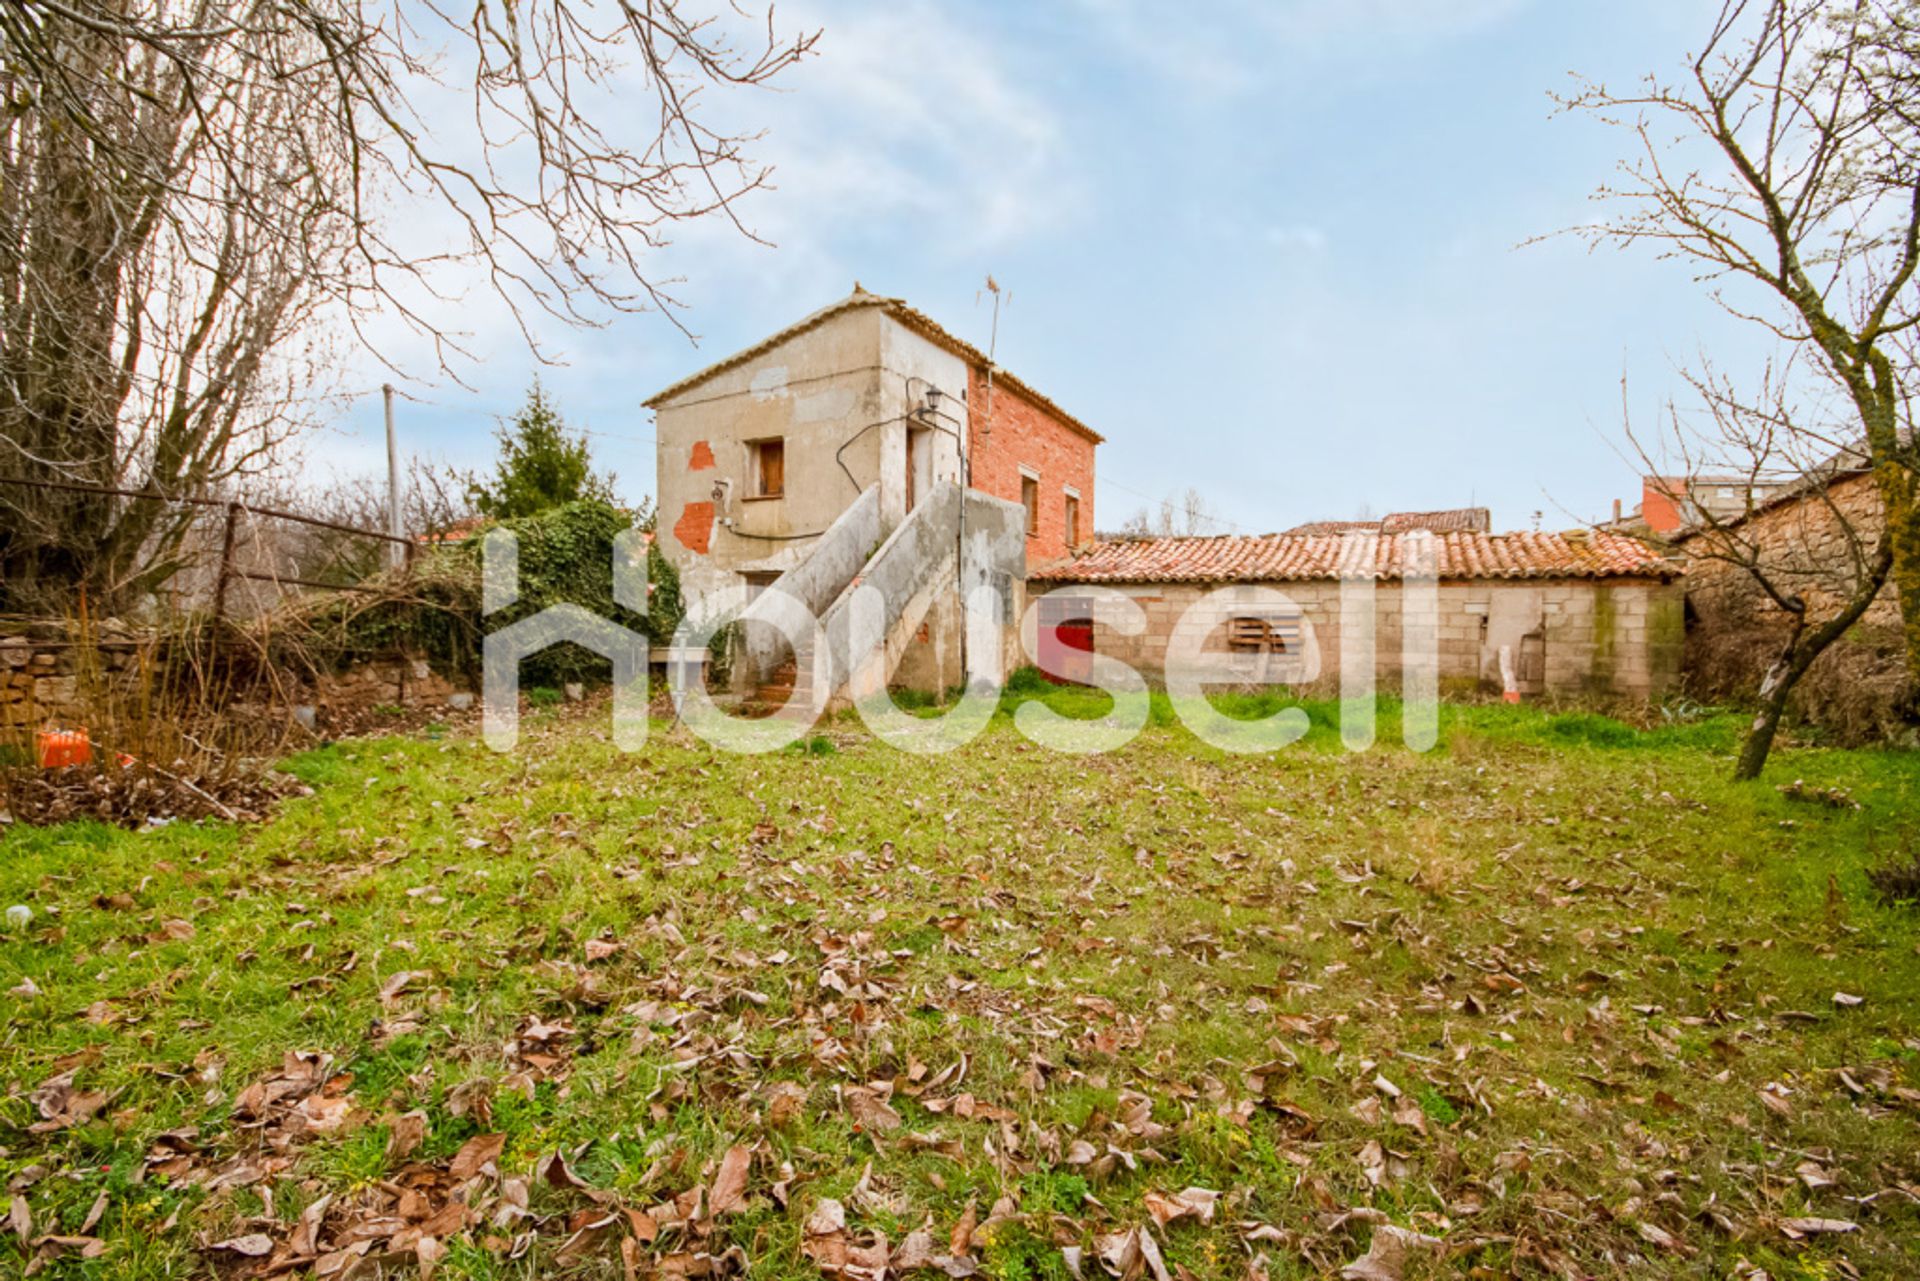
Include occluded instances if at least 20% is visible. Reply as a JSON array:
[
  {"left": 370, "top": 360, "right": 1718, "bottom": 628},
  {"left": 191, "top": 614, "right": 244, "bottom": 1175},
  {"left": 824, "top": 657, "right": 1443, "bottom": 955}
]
[
  {"left": 1641, "top": 478, "right": 1686, "bottom": 534},
  {"left": 967, "top": 368, "right": 1095, "bottom": 565}
]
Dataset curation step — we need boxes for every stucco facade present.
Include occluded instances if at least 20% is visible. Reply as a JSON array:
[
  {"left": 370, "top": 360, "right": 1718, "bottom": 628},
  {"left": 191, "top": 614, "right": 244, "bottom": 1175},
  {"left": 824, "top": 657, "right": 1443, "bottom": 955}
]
[
  {"left": 651, "top": 302, "right": 968, "bottom": 606},
  {"left": 646, "top": 288, "right": 1104, "bottom": 693},
  {"left": 1029, "top": 530, "right": 1686, "bottom": 700}
]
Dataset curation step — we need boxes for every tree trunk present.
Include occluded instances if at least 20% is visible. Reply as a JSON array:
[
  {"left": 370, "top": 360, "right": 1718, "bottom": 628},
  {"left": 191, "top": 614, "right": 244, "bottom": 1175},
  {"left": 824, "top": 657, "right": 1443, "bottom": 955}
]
[
  {"left": 1878, "top": 461, "right": 1920, "bottom": 706},
  {"left": 1735, "top": 654, "right": 1796, "bottom": 780},
  {"left": 1730, "top": 539, "right": 1895, "bottom": 780}
]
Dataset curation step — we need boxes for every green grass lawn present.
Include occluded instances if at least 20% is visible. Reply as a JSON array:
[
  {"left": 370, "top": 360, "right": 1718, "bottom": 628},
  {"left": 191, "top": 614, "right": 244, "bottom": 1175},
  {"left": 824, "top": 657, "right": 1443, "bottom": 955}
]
[{"left": 1, "top": 690, "right": 1917, "bottom": 1279}]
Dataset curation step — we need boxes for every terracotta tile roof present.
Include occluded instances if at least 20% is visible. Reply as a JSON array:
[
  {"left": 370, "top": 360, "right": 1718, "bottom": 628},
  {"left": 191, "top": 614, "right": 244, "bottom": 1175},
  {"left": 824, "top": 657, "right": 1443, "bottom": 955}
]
[
  {"left": 642, "top": 286, "right": 1104, "bottom": 444},
  {"left": 1031, "top": 529, "right": 1678, "bottom": 584}
]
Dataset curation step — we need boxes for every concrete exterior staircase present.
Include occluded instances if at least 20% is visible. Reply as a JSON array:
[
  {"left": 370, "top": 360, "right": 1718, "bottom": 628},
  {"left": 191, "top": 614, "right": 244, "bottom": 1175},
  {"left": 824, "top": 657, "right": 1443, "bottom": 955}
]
[{"left": 733, "top": 481, "right": 1025, "bottom": 715}]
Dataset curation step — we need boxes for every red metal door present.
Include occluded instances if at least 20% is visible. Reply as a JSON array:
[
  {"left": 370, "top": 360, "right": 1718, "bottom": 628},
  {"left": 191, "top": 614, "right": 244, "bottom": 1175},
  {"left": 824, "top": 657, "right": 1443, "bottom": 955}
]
[
  {"left": 1037, "top": 597, "right": 1095, "bottom": 686},
  {"left": 1054, "top": 618, "right": 1094, "bottom": 685}
]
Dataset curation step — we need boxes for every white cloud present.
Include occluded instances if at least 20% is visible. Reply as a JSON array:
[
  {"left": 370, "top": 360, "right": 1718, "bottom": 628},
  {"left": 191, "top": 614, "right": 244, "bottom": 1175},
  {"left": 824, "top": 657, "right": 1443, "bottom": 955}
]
[
  {"left": 1265, "top": 224, "right": 1330, "bottom": 253},
  {"left": 696, "top": 0, "right": 1076, "bottom": 263},
  {"left": 1071, "top": 0, "right": 1534, "bottom": 91},
  {"left": 349, "top": 0, "right": 1072, "bottom": 366}
]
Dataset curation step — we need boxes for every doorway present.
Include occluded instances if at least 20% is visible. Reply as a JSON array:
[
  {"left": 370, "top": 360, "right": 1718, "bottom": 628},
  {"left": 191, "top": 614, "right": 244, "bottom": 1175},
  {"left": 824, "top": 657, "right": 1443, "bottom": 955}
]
[{"left": 906, "top": 425, "right": 932, "bottom": 512}]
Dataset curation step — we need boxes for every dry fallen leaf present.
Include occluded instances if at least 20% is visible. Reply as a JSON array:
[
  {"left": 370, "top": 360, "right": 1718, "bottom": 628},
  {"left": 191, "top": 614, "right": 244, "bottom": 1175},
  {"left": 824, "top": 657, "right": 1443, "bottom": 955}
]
[
  {"left": 378, "top": 969, "right": 432, "bottom": 1008},
  {"left": 387, "top": 1109, "right": 429, "bottom": 1161},
  {"left": 844, "top": 1085, "right": 903, "bottom": 1135},
  {"left": 1339, "top": 1224, "right": 1445, "bottom": 1281},
  {"left": 1635, "top": 1220, "right": 1695, "bottom": 1257},
  {"left": 802, "top": 1197, "right": 851, "bottom": 1274},
  {"left": 766, "top": 1081, "right": 808, "bottom": 1130},
  {"left": 208, "top": 1233, "right": 275, "bottom": 1257},
  {"left": 297, "top": 1093, "right": 355, "bottom": 1134},
  {"left": 1142, "top": 1187, "right": 1219, "bottom": 1228},
  {"left": 707, "top": 1145, "right": 752, "bottom": 1216},
  {"left": 449, "top": 1132, "right": 507, "bottom": 1182}
]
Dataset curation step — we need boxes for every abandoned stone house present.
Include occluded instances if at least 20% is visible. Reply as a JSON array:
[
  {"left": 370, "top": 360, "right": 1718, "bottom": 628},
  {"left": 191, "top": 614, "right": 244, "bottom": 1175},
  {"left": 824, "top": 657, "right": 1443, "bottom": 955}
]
[
  {"left": 645, "top": 286, "right": 1100, "bottom": 700},
  {"left": 1675, "top": 468, "right": 1895, "bottom": 629},
  {"left": 1673, "top": 467, "right": 1910, "bottom": 728},
  {"left": 1027, "top": 528, "right": 1685, "bottom": 698}
]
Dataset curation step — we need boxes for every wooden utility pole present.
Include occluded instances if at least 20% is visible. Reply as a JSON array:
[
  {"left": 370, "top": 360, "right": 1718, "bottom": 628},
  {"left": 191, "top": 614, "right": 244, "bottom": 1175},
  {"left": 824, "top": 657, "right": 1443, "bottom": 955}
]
[{"left": 383, "top": 384, "right": 404, "bottom": 569}]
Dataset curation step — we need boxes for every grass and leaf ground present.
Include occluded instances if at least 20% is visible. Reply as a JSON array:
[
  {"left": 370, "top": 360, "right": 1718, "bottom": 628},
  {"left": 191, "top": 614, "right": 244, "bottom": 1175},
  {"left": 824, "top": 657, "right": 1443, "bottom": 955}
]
[{"left": 1, "top": 687, "right": 1917, "bottom": 1279}]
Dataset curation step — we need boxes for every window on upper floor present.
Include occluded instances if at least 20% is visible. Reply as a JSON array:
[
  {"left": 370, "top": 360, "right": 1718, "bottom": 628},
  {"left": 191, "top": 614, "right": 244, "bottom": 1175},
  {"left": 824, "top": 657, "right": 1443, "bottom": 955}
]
[
  {"left": 750, "top": 438, "right": 784, "bottom": 498},
  {"left": 1021, "top": 474, "right": 1039, "bottom": 535},
  {"left": 1064, "top": 493, "right": 1080, "bottom": 546}
]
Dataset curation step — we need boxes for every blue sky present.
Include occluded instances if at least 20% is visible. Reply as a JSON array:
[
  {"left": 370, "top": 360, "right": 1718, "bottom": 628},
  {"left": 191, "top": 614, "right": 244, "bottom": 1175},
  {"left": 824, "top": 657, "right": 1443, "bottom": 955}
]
[{"left": 328, "top": 0, "right": 1762, "bottom": 535}]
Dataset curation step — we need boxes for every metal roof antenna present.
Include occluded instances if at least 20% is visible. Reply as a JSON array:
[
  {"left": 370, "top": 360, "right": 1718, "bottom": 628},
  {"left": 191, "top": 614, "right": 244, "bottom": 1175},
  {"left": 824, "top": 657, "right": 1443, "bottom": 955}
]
[{"left": 977, "top": 275, "right": 1007, "bottom": 440}]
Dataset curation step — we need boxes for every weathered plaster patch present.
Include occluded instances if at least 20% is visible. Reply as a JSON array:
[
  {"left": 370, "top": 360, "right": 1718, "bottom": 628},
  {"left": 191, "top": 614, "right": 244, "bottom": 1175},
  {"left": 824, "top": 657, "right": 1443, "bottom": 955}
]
[
  {"left": 749, "top": 366, "right": 790, "bottom": 400},
  {"left": 793, "top": 387, "right": 857, "bottom": 424},
  {"left": 689, "top": 440, "right": 715, "bottom": 471},
  {"left": 674, "top": 501, "right": 715, "bottom": 555}
]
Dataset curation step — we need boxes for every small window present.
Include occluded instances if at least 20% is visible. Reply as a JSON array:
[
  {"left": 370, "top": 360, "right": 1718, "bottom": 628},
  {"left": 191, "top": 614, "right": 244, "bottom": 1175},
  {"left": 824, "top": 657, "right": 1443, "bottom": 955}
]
[
  {"left": 1064, "top": 494, "right": 1080, "bottom": 547},
  {"left": 1021, "top": 474, "right": 1039, "bottom": 535},
  {"left": 751, "top": 438, "right": 784, "bottom": 498}
]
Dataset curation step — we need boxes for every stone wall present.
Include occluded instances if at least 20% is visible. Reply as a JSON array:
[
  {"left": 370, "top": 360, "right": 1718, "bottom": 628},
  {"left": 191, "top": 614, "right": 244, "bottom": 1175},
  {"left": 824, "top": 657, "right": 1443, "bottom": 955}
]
[
  {"left": 1033, "top": 576, "right": 1684, "bottom": 699},
  {"left": 1679, "top": 470, "right": 1898, "bottom": 629},
  {"left": 0, "top": 625, "right": 143, "bottom": 732},
  {"left": 1, "top": 620, "right": 473, "bottom": 741},
  {"left": 1677, "top": 471, "right": 1910, "bottom": 738}
]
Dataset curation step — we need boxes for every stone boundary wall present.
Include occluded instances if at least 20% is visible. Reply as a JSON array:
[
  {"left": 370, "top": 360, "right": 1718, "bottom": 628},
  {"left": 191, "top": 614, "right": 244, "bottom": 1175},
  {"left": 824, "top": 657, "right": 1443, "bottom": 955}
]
[
  {"left": 1, "top": 621, "right": 475, "bottom": 737},
  {"left": 0, "top": 625, "right": 140, "bottom": 731}
]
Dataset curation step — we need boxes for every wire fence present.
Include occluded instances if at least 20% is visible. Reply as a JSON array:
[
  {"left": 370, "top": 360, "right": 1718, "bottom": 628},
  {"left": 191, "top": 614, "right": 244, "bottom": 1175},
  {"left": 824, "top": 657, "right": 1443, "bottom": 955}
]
[{"left": 0, "top": 474, "right": 415, "bottom": 623}]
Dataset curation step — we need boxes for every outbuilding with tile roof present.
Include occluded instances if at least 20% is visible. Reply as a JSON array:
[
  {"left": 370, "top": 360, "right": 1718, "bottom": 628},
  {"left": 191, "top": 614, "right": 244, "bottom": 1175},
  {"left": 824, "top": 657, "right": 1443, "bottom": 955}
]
[{"left": 1028, "top": 529, "right": 1683, "bottom": 700}]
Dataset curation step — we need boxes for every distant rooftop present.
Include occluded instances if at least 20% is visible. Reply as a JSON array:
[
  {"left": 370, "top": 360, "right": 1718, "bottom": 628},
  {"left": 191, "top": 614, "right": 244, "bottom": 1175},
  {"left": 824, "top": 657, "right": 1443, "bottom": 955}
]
[{"left": 1280, "top": 507, "right": 1491, "bottom": 537}]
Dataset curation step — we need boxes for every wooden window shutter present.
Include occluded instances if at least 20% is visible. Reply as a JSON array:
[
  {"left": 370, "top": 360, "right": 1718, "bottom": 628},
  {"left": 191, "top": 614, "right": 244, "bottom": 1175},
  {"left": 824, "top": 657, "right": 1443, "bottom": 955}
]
[{"left": 758, "top": 440, "right": 784, "bottom": 496}]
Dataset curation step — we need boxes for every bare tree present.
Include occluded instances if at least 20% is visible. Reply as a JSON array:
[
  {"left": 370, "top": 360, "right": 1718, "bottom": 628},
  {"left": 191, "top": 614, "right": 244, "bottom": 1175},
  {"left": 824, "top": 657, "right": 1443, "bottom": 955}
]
[
  {"left": 0, "top": 1, "right": 816, "bottom": 613},
  {"left": 1629, "top": 358, "right": 1899, "bottom": 776},
  {"left": 1116, "top": 487, "right": 1222, "bottom": 538},
  {"left": 1567, "top": 0, "right": 1920, "bottom": 775}
]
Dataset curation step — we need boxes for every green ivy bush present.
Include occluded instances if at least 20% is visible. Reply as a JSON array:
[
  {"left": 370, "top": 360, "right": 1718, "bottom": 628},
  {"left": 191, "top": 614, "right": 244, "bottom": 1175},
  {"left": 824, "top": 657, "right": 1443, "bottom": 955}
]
[{"left": 281, "top": 500, "right": 683, "bottom": 689}]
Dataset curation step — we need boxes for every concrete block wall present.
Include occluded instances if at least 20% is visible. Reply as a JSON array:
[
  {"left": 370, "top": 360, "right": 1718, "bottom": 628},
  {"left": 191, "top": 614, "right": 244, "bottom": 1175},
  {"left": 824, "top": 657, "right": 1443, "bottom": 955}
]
[{"left": 1038, "top": 577, "right": 1683, "bottom": 699}]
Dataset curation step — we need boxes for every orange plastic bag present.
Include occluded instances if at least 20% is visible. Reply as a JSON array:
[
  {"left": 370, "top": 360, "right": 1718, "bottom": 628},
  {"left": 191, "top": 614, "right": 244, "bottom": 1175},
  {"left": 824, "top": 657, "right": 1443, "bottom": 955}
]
[{"left": 36, "top": 729, "right": 92, "bottom": 769}]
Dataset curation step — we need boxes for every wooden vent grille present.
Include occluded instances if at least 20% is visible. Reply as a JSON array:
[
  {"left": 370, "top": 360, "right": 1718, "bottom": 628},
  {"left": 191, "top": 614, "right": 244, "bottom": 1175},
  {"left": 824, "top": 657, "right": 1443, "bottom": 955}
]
[{"left": 1227, "top": 615, "right": 1301, "bottom": 653}]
